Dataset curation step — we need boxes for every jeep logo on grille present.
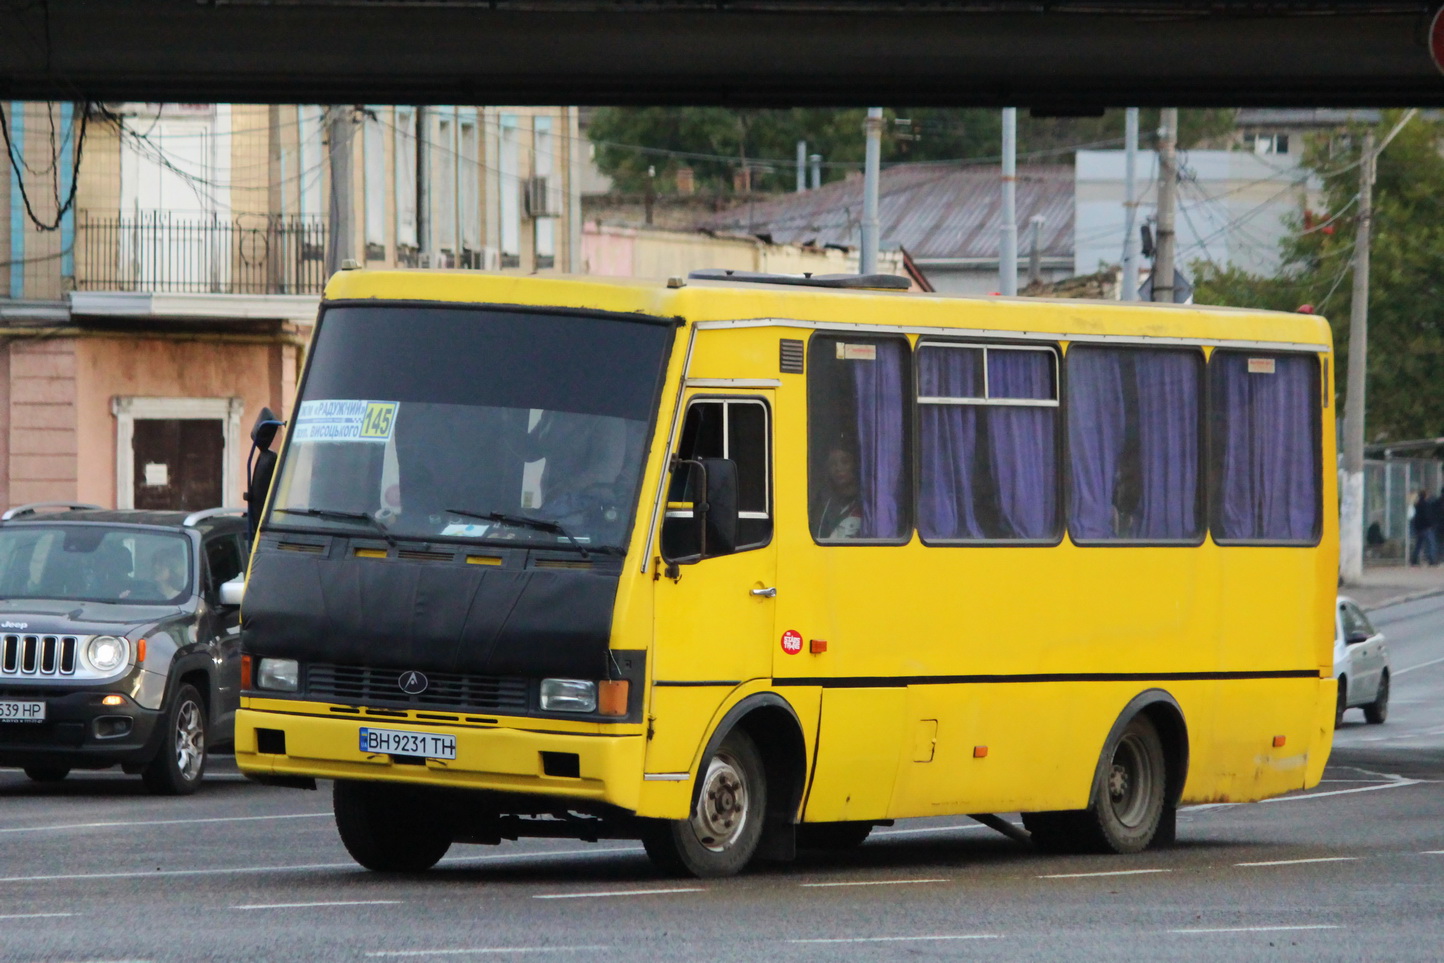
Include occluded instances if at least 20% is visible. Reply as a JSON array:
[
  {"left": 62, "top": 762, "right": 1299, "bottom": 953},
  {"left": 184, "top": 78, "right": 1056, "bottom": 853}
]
[{"left": 398, "top": 670, "right": 429, "bottom": 695}]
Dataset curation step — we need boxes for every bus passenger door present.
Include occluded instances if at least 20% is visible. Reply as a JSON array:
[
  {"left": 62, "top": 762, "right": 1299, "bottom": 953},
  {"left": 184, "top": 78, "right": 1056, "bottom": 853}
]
[{"left": 647, "top": 394, "right": 776, "bottom": 774}]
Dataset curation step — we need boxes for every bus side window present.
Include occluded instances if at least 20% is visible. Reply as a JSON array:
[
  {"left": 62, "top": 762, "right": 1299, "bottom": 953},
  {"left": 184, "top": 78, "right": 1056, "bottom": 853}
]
[{"left": 662, "top": 399, "right": 772, "bottom": 560}]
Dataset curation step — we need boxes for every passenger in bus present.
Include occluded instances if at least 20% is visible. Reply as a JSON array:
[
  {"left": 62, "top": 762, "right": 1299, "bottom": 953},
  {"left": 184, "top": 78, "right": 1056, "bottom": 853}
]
[{"left": 815, "top": 446, "right": 863, "bottom": 539}]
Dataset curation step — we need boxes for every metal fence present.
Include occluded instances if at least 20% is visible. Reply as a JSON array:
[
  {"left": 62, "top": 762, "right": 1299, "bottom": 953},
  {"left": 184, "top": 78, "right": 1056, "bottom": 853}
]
[
  {"left": 1363, "top": 457, "right": 1443, "bottom": 565},
  {"left": 76, "top": 211, "right": 328, "bottom": 295}
]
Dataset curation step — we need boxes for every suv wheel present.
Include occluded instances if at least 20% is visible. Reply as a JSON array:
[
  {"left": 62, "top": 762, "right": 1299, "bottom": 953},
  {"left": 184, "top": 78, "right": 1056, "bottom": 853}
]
[{"left": 142, "top": 683, "right": 207, "bottom": 795}]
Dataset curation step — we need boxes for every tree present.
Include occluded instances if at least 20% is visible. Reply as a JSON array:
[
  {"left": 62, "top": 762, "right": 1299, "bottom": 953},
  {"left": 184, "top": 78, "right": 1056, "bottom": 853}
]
[
  {"left": 587, "top": 107, "right": 1235, "bottom": 194},
  {"left": 1194, "top": 110, "right": 1444, "bottom": 443}
]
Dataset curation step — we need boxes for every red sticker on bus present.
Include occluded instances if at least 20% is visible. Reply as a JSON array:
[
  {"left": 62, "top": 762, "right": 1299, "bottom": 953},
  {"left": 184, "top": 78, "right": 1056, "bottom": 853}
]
[{"left": 781, "top": 630, "right": 804, "bottom": 655}]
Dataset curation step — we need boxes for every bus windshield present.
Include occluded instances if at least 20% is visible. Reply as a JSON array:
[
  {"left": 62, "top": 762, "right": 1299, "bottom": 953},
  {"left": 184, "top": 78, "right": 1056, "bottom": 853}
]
[{"left": 270, "top": 304, "right": 672, "bottom": 552}]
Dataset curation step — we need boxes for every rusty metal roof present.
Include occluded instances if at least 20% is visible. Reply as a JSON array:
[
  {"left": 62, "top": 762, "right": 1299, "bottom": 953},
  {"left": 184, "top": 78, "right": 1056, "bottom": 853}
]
[{"left": 699, "top": 163, "right": 1074, "bottom": 262}]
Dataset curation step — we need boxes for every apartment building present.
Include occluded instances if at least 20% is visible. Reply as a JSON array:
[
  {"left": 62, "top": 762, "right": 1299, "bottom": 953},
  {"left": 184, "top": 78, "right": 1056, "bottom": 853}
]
[{"left": 1, "top": 101, "right": 581, "bottom": 511}]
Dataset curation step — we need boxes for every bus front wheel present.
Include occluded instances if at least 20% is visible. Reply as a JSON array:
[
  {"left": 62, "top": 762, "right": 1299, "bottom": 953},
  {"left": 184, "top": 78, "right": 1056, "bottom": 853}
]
[
  {"left": 642, "top": 729, "right": 766, "bottom": 878},
  {"left": 333, "top": 780, "right": 453, "bottom": 872}
]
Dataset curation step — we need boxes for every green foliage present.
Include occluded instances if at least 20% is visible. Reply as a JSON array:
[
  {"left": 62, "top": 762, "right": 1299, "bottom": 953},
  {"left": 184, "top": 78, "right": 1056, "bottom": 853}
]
[
  {"left": 587, "top": 107, "right": 1235, "bottom": 194},
  {"left": 1194, "top": 110, "right": 1444, "bottom": 442}
]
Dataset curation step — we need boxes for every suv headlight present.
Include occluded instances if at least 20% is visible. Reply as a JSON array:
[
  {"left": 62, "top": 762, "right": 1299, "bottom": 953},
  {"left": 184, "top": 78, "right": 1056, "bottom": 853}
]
[
  {"left": 256, "top": 658, "right": 300, "bottom": 692},
  {"left": 540, "top": 678, "right": 597, "bottom": 713},
  {"left": 86, "top": 636, "right": 130, "bottom": 673}
]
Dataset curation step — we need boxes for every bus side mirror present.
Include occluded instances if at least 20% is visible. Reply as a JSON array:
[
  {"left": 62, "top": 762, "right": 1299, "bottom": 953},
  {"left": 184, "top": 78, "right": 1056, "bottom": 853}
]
[
  {"left": 246, "top": 407, "right": 285, "bottom": 538},
  {"left": 660, "top": 457, "right": 739, "bottom": 566}
]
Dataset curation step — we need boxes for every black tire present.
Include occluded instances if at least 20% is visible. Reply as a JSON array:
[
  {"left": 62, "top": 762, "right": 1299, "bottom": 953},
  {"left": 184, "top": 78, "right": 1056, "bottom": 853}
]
[
  {"left": 1025, "top": 715, "right": 1168, "bottom": 855},
  {"left": 1364, "top": 671, "right": 1390, "bottom": 725},
  {"left": 23, "top": 765, "right": 69, "bottom": 783},
  {"left": 333, "top": 781, "right": 453, "bottom": 872},
  {"left": 142, "top": 683, "right": 207, "bottom": 795},
  {"left": 642, "top": 729, "right": 766, "bottom": 878},
  {"left": 795, "top": 821, "right": 873, "bottom": 851},
  {"left": 1335, "top": 677, "right": 1348, "bottom": 728}
]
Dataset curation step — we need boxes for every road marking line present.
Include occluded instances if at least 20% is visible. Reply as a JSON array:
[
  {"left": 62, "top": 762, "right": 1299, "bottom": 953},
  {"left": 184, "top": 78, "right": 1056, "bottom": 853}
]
[
  {"left": 1039, "top": 869, "right": 1171, "bottom": 879},
  {"left": 0, "top": 912, "right": 76, "bottom": 919},
  {"left": 872, "top": 824, "right": 987, "bottom": 838},
  {"left": 1261, "top": 780, "right": 1423, "bottom": 803},
  {"left": 801, "top": 878, "right": 950, "bottom": 887},
  {"left": 1169, "top": 925, "right": 1341, "bottom": 934},
  {"left": 789, "top": 935, "right": 1000, "bottom": 944},
  {"left": 0, "top": 845, "right": 646, "bottom": 884},
  {"left": 1234, "top": 857, "right": 1360, "bottom": 867},
  {"left": 234, "top": 900, "right": 404, "bottom": 910},
  {"left": 1421, "top": 850, "right": 1444, "bottom": 855},
  {"left": 533, "top": 888, "right": 703, "bottom": 899},
  {"left": 0, "top": 812, "right": 329, "bottom": 835},
  {"left": 1395, "top": 654, "right": 1444, "bottom": 675},
  {"left": 367, "top": 949, "right": 607, "bottom": 958}
]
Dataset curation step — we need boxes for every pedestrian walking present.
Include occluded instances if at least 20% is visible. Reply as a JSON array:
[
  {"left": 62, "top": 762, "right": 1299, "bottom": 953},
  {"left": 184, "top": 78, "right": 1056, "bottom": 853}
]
[{"left": 1410, "top": 489, "right": 1438, "bottom": 565}]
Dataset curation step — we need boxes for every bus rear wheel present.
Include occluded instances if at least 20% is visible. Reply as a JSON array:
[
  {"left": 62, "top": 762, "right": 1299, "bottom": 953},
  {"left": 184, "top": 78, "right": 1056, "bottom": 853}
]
[
  {"left": 1024, "top": 714, "right": 1168, "bottom": 855},
  {"left": 642, "top": 729, "right": 766, "bottom": 878},
  {"left": 333, "top": 781, "right": 453, "bottom": 872}
]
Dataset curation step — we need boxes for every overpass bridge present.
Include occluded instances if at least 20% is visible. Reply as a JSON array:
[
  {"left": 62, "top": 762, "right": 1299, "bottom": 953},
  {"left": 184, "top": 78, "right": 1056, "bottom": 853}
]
[{"left": 2, "top": 1, "right": 1443, "bottom": 108}]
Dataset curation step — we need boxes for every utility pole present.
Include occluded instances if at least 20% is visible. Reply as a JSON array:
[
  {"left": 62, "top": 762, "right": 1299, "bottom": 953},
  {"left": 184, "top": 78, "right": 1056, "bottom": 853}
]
[
  {"left": 1151, "top": 107, "right": 1177, "bottom": 303},
  {"left": 796, "top": 140, "right": 807, "bottom": 193},
  {"left": 1121, "top": 107, "right": 1140, "bottom": 300},
  {"left": 1000, "top": 107, "right": 1018, "bottom": 295},
  {"left": 860, "top": 107, "right": 882, "bottom": 275},
  {"left": 1340, "top": 129, "right": 1376, "bottom": 584},
  {"left": 809, "top": 153, "right": 822, "bottom": 190},
  {"left": 325, "top": 105, "right": 356, "bottom": 276}
]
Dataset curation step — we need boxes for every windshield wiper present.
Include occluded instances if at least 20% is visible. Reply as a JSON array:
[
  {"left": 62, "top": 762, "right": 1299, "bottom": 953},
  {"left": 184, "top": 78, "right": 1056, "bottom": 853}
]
[
  {"left": 274, "top": 507, "right": 395, "bottom": 546},
  {"left": 446, "top": 508, "right": 589, "bottom": 559}
]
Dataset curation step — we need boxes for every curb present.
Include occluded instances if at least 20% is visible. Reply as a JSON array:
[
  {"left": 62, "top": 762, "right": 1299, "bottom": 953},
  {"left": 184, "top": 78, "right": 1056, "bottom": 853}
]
[{"left": 1359, "top": 586, "right": 1444, "bottom": 612}]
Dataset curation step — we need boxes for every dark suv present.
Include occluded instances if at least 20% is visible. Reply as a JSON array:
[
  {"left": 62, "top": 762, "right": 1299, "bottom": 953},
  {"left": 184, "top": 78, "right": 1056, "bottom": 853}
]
[{"left": 0, "top": 504, "right": 249, "bottom": 794}]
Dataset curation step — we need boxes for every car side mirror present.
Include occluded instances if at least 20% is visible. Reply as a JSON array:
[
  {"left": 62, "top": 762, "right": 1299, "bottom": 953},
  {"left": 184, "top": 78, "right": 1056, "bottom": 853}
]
[
  {"left": 660, "top": 457, "right": 740, "bottom": 567},
  {"left": 245, "top": 407, "right": 285, "bottom": 538},
  {"left": 1346, "top": 630, "right": 1371, "bottom": 645},
  {"left": 219, "top": 575, "right": 245, "bottom": 607},
  {"left": 251, "top": 406, "right": 282, "bottom": 452}
]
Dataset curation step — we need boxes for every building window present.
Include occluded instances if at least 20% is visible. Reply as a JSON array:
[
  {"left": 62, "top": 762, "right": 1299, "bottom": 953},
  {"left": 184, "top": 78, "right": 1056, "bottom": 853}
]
[
  {"left": 1067, "top": 346, "right": 1203, "bottom": 542},
  {"left": 363, "top": 106, "right": 386, "bottom": 262},
  {"left": 500, "top": 114, "right": 521, "bottom": 269},
  {"left": 807, "top": 334, "right": 912, "bottom": 543},
  {"left": 394, "top": 107, "right": 418, "bottom": 255},
  {"left": 916, "top": 342, "right": 1060, "bottom": 542},
  {"left": 1209, "top": 351, "right": 1321, "bottom": 544},
  {"left": 535, "top": 115, "right": 556, "bottom": 270}
]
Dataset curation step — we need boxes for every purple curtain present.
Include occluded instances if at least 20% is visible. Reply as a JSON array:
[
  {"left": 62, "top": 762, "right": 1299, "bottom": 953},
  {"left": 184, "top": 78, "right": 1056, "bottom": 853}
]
[
  {"left": 918, "top": 347, "right": 984, "bottom": 539},
  {"left": 1135, "top": 352, "right": 1200, "bottom": 538},
  {"left": 1215, "top": 353, "right": 1319, "bottom": 541},
  {"left": 1067, "top": 349, "right": 1127, "bottom": 539},
  {"left": 986, "top": 351, "right": 1058, "bottom": 538},
  {"left": 851, "top": 339, "right": 908, "bottom": 538}
]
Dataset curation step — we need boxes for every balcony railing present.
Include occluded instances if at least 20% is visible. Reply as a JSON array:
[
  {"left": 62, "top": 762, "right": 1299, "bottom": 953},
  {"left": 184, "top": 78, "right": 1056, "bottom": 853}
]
[{"left": 76, "top": 211, "right": 328, "bottom": 296}]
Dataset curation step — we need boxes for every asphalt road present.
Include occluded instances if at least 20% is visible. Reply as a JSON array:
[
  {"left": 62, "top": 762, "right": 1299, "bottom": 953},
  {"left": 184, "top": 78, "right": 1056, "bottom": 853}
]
[{"left": 2, "top": 598, "right": 1443, "bottom": 963}]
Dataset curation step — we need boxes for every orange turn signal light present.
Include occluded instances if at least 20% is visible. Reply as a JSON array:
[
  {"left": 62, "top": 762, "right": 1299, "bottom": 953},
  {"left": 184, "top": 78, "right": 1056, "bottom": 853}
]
[
  {"left": 809, "top": 639, "right": 828, "bottom": 654},
  {"left": 101, "top": 695, "right": 124, "bottom": 706},
  {"left": 136, "top": 639, "right": 147, "bottom": 664},
  {"left": 1272, "top": 735, "right": 1287, "bottom": 748},
  {"left": 598, "top": 680, "right": 629, "bottom": 717},
  {"left": 240, "top": 654, "right": 253, "bottom": 691},
  {"left": 973, "top": 746, "right": 989, "bottom": 758}
]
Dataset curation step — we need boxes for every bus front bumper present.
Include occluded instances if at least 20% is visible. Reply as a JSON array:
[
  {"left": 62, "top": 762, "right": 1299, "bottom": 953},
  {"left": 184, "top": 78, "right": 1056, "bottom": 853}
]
[{"left": 234, "top": 704, "right": 647, "bottom": 813}]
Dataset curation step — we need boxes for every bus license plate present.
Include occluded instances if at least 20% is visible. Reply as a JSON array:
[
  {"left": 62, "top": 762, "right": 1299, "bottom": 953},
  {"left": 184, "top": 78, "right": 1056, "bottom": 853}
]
[
  {"left": 358, "top": 727, "right": 456, "bottom": 760},
  {"left": 0, "top": 700, "right": 45, "bottom": 723}
]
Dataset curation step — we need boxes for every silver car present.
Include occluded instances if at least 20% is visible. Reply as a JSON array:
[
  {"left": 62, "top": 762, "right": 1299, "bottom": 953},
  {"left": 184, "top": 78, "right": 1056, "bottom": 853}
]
[{"left": 1334, "top": 596, "right": 1390, "bottom": 726}]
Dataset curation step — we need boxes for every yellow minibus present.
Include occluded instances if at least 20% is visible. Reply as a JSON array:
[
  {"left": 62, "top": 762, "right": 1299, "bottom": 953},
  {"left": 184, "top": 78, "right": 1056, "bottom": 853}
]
[{"left": 233, "top": 268, "right": 1337, "bottom": 877}]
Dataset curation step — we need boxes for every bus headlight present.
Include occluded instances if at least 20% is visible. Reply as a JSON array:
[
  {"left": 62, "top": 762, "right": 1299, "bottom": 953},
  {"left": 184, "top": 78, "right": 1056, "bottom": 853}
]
[
  {"left": 257, "top": 658, "right": 300, "bottom": 692},
  {"left": 86, "top": 636, "right": 129, "bottom": 672},
  {"left": 540, "top": 679, "right": 597, "bottom": 713}
]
